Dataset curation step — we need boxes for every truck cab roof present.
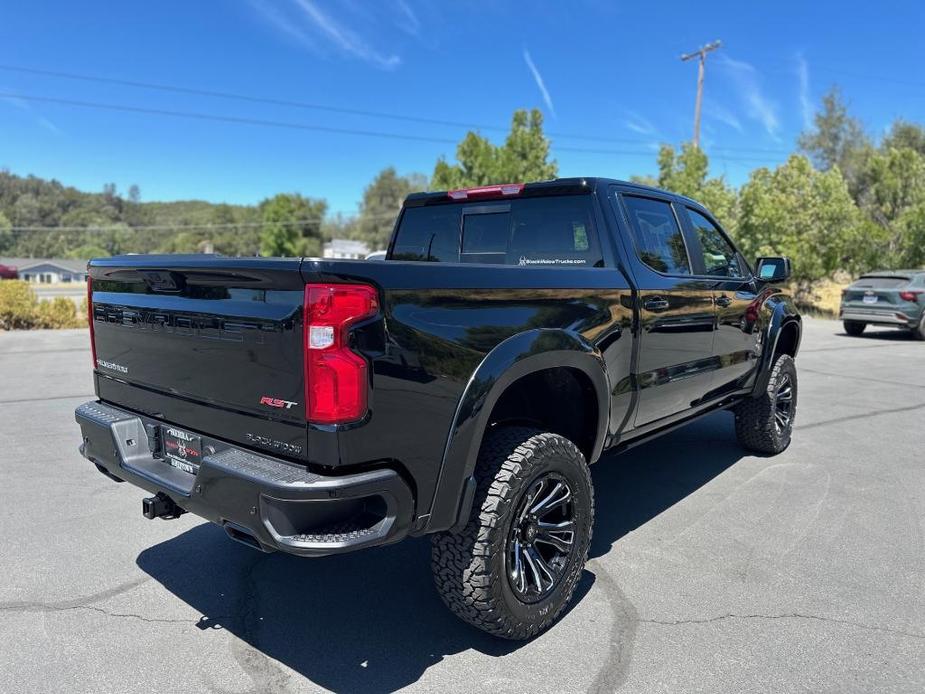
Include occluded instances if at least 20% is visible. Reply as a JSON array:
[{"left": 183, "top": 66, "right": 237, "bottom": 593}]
[{"left": 403, "top": 177, "right": 707, "bottom": 212}]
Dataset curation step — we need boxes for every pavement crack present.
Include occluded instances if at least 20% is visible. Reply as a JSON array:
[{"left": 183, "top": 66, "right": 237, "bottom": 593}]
[
  {"left": 0, "top": 601, "right": 192, "bottom": 625},
  {"left": 0, "top": 576, "right": 150, "bottom": 613},
  {"left": 640, "top": 612, "right": 925, "bottom": 640},
  {"left": 0, "top": 393, "right": 95, "bottom": 405}
]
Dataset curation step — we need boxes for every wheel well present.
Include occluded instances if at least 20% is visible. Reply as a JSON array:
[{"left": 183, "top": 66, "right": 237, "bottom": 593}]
[
  {"left": 486, "top": 367, "right": 599, "bottom": 462},
  {"left": 775, "top": 320, "right": 800, "bottom": 358}
]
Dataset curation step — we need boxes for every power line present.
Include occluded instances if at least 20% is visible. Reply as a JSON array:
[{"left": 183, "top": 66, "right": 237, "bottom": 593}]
[
  {"left": 0, "top": 91, "right": 786, "bottom": 164},
  {"left": 6, "top": 210, "right": 400, "bottom": 233},
  {"left": 0, "top": 92, "right": 461, "bottom": 146},
  {"left": 0, "top": 63, "right": 793, "bottom": 155}
]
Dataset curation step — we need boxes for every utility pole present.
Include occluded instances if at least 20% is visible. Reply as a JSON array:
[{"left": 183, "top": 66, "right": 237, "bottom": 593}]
[{"left": 680, "top": 40, "right": 722, "bottom": 148}]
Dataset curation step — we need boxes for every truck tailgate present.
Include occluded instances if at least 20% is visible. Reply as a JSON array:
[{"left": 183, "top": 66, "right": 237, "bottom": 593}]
[{"left": 89, "top": 256, "right": 307, "bottom": 458}]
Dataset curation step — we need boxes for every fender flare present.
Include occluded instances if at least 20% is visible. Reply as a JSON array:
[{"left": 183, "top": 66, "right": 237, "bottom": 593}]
[
  {"left": 423, "top": 328, "right": 610, "bottom": 533},
  {"left": 751, "top": 292, "right": 802, "bottom": 397}
]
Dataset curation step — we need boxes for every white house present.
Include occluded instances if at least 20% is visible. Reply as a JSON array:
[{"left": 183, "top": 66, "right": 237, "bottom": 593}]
[
  {"left": 0, "top": 258, "right": 89, "bottom": 283},
  {"left": 322, "top": 239, "right": 370, "bottom": 259}
]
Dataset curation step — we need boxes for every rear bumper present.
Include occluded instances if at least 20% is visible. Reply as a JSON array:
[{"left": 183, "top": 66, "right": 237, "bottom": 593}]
[
  {"left": 75, "top": 401, "right": 413, "bottom": 556},
  {"left": 840, "top": 308, "right": 918, "bottom": 327}
]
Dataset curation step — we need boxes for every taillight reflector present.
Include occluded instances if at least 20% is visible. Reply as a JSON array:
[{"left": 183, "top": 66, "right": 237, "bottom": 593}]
[
  {"left": 304, "top": 283, "right": 378, "bottom": 424},
  {"left": 899, "top": 290, "right": 921, "bottom": 302},
  {"left": 447, "top": 183, "right": 524, "bottom": 200},
  {"left": 87, "top": 275, "right": 97, "bottom": 368}
]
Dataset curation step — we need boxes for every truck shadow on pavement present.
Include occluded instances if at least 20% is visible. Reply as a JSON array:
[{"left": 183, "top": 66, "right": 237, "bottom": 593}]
[{"left": 136, "top": 411, "right": 743, "bottom": 692}]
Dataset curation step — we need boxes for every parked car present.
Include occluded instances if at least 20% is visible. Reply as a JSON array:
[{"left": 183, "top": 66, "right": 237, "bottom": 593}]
[
  {"left": 365, "top": 250, "right": 387, "bottom": 261},
  {"left": 75, "top": 178, "right": 801, "bottom": 639},
  {"left": 0, "top": 263, "right": 18, "bottom": 279},
  {"left": 840, "top": 270, "right": 925, "bottom": 339}
]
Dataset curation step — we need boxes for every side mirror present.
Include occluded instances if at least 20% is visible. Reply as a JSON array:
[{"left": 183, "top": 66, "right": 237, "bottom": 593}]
[{"left": 755, "top": 256, "right": 791, "bottom": 283}]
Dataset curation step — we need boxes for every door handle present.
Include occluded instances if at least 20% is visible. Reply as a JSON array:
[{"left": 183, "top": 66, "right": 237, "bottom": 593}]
[
  {"left": 643, "top": 297, "right": 670, "bottom": 312},
  {"left": 715, "top": 295, "right": 732, "bottom": 308}
]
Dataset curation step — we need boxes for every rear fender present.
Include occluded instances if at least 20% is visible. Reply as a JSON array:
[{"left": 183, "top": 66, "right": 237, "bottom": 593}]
[{"left": 423, "top": 329, "right": 610, "bottom": 533}]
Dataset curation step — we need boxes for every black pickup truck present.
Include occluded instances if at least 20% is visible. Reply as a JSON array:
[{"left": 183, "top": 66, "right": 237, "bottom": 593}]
[{"left": 75, "top": 178, "right": 800, "bottom": 639}]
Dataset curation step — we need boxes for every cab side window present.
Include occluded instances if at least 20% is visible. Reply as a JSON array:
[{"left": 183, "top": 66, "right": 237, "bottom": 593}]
[
  {"left": 622, "top": 195, "right": 691, "bottom": 275},
  {"left": 686, "top": 208, "right": 743, "bottom": 278}
]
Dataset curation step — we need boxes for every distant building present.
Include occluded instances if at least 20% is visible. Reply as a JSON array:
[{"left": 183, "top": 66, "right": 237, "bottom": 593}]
[
  {"left": 322, "top": 239, "right": 370, "bottom": 259},
  {"left": 0, "top": 258, "right": 89, "bottom": 283}
]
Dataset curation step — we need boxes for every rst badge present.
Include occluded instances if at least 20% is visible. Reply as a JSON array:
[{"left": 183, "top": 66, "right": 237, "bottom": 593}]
[{"left": 259, "top": 396, "right": 298, "bottom": 410}]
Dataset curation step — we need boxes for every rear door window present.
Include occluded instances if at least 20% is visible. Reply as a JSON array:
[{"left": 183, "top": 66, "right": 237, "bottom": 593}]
[{"left": 621, "top": 196, "right": 691, "bottom": 275}]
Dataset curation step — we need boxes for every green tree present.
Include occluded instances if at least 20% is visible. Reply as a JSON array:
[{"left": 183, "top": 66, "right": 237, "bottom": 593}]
[
  {"left": 432, "top": 109, "right": 557, "bottom": 189},
  {"left": 882, "top": 119, "right": 925, "bottom": 157},
  {"left": 258, "top": 193, "right": 327, "bottom": 257},
  {"left": 321, "top": 212, "right": 359, "bottom": 242},
  {"left": 66, "top": 243, "right": 110, "bottom": 259},
  {"left": 210, "top": 203, "right": 259, "bottom": 256},
  {"left": 355, "top": 168, "right": 428, "bottom": 250},
  {"left": 798, "top": 87, "right": 871, "bottom": 195},
  {"left": 0, "top": 211, "right": 11, "bottom": 254},
  {"left": 649, "top": 143, "right": 739, "bottom": 233},
  {"left": 737, "top": 155, "right": 864, "bottom": 280},
  {"left": 859, "top": 146, "right": 925, "bottom": 267},
  {"left": 12, "top": 193, "right": 43, "bottom": 227}
]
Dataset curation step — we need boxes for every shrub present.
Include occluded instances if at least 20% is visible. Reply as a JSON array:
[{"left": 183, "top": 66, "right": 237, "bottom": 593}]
[
  {"left": 36, "top": 297, "right": 84, "bottom": 329},
  {"left": 0, "top": 281, "right": 39, "bottom": 329},
  {"left": 0, "top": 280, "right": 85, "bottom": 329}
]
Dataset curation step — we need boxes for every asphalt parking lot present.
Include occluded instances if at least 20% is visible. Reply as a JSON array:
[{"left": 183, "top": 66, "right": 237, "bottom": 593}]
[{"left": 1, "top": 318, "right": 923, "bottom": 693}]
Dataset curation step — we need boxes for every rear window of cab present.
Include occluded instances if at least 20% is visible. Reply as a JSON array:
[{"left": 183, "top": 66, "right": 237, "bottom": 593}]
[{"left": 391, "top": 195, "right": 604, "bottom": 267}]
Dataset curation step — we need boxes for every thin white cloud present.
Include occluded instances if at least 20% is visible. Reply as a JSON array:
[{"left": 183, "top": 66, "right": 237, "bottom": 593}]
[
  {"left": 1, "top": 94, "right": 29, "bottom": 110},
  {"left": 717, "top": 54, "right": 780, "bottom": 138},
  {"left": 294, "top": 0, "right": 400, "bottom": 69},
  {"left": 624, "top": 111, "right": 657, "bottom": 136},
  {"left": 797, "top": 54, "right": 812, "bottom": 130},
  {"left": 249, "top": 0, "right": 401, "bottom": 70},
  {"left": 247, "top": 0, "right": 317, "bottom": 50},
  {"left": 393, "top": 0, "right": 420, "bottom": 36},
  {"left": 38, "top": 117, "right": 62, "bottom": 135},
  {"left": 523, "top": 48, "right": 556, "bottom": 119},
  {"left": 2, "top": 90, "right": 63, "bottom": 135},
  {"left": 703, "top": 98, "right": 743, "bottom": 132}
]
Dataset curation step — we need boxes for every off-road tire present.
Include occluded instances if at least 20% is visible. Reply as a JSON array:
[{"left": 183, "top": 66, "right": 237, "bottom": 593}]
[
  {"left": 430, "top": 427, "right": 594, "bottom": 640},
  {"left": 734, "top": 353, "right": 798, "bottom": 454},
  {"left": 843, "top": 320, "right": 866, "bottom": 336}
]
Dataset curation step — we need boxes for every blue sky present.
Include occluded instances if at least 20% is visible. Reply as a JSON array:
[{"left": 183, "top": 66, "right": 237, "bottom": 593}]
[{"left": 1, "top": 1, "right": 923, "bottom": 215}]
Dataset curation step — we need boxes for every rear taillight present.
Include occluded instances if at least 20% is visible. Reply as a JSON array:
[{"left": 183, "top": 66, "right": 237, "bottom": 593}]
[
  {"left": 899, "top": 290, "right": 921, "bottom": 302},
  {"left": 87, "top": 276, "right": 97, "bottom": 368},
  {"left": 304, "top": 283, "right": 378, "bottom": 424}
]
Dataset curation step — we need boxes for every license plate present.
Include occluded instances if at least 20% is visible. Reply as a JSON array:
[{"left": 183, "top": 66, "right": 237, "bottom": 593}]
[
  {"left": 162, "top": 426, "right": 201, "bottom": 474},
  {"left": 863, "top": 294, "right": 878, "bottom": 304}
]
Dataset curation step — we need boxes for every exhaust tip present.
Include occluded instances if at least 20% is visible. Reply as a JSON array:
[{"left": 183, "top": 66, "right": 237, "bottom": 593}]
[{"left": 224, "top": 522, "right": 271, "bottom": 552}]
